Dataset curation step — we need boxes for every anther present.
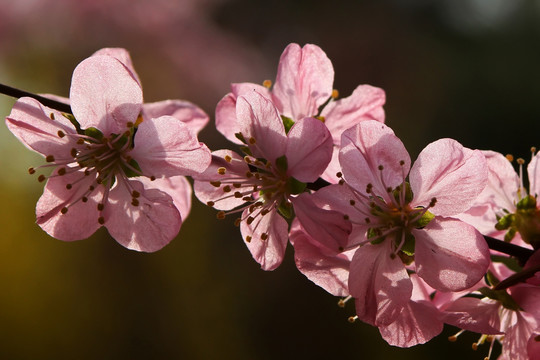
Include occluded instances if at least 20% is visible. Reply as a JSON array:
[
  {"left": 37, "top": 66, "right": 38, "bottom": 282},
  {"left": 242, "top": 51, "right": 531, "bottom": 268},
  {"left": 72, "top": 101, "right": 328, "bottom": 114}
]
[
  {"left": 378, "top": 165, "right": 384, "bottom": 171},
  {"left": 224, "top": 155, "right": 232, "bottom": 162},
  {"left": 263, "top": 79, "right": 272, "bottom": 88},
  {"left": 210, "top": 181, "right": 221, "bottom": 187},
  {"left": 343, "top": 215, "right": 349, "bottom": 220},
  {"left": 49, "top": 113, "right": 55, "bottom": 120},
  {"left": 336, "top": 172, "right": 343, "bottom": 178},
  {"left": 247, "top": 216, "right": 255, "bottom": 225},
  {"left": 82, "top": 197, "right": 88, "bottom": 203},
  {"left": 531, "top": 146, "right": 537, "bottom": 154},
  {"left": 233, "top": 183, "right": 241, "bottom": 188},
  {"left": 216, "top": 211, "right": 226, "bottom": 219},
  {"left": 429, "top": 197, "right": 437, "bottom": 207},
  {"left": 234, "top": 218, "right": 241, "bottom": 227},
  {"left": 349, "top": 199, "right": 356, "bottom": 206},
  {"left": 97, "top": 203, "right": 104, "bottom": 211},
  {"left": 506, "top": 154, "right": 514, "bottom": 162},
  {"left": 66, "top": 184, "right": 72, "bottom": 190},
  {"left": 261, "top": 209, "right": 270, "bottom": 216},
  {"left": 234, "top": 191, "right": 242, "bottom": 198},
  {"left": 249, "top": 137, "right": 256, "bottom": 145},
  {"left": 77, "top": 138, "right": 84, "bottom": 145},
  {"left": 207, "top": 201, "right": 215, "bottom": 207},
  {"left": 223, "top": 185, "right": 232, "bottom": 192},
  {"left": 348, "top": 316, "right": 358, "bottom": 323},
  {"left": 246, "top": 235, "right": 252, "bottom": 243},
  {"left": 217, "top": 167, "right": 226, "bottom": 175},
  {"left": 57, "top": 130, "right": 65, "bottom": 138},
  {"left": 98, "top": 217, "right": 105, "bottom": 225},
  {"left": 517, "top": 158, "right": 525, "bottom": 165},
  {"left": 132, "top": 190, "right": 140, "bottom": 198},
  {"left": 244, "top": 156, "right": 252, "bottom": 164},
  {"left": 338, "top": 179, "right": 345, "bottom": 185},
  {"left": 46, "top": 155, "right": 55, "bottom": 162},
  {"left": 28, "top": 168, "right": 35, "bottom": 175},
  {"left": 131, "top": 199, "right": 139, "bottom": 206},
  {"left": 57, "top": 167, "right": 66, "bottom": 175},
  {"left": 70, "top": 148, "right": 78, "bottom": 157},
  {"left": 331, "top": 89, "right": 339, "bottom": 99},
  {"left": 150, "top": 176, "right": 156, "bottom": 181},
  {"left": 60, "top": 207, "right": 68, "bottom": 214},
  {"left": 126, "top": 121, "right": 134, "bottom": 127},
  {"left": 38, "top": 175, "right": 46, "bottom": 182},
  {"left": 399, "top": 160, "right": 405, "bottom": 166},
  {"left": 261, "top": 233, "right": 268, "bottom": 241},
  {"left": 337, "top": 295, "right": 352, "bottom": 308}
]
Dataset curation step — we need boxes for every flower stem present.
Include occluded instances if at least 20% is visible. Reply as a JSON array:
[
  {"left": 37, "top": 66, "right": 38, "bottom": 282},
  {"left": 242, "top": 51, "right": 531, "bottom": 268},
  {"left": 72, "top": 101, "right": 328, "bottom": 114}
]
[
  {"left": 484, "top": 235, "right": 534, "bottom": 265},
  {"left": 0, "top": 83, "right": 72, "bottom": 113}
]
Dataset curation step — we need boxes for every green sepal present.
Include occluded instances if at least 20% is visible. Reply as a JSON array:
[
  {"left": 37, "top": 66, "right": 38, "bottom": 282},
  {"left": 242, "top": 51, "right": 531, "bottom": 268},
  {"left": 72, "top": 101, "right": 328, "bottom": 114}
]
[
  {"left": 281, "top": 115, "right": 295, "bottom": 134},
  {"left": 495, "top": 213, "right": 514, "bottom": 231},
  {"left": 85, "top": 127, "right": 104, "bottom": 141},
  {"left": 286, "top": 176, "right": 306, "bottom": 195},
  {"left": 235, "top": 132, "right": 247, "bottom": 144},
  {"left": 414, "top": 210, "right": 435, "bottom": 229},
  {"left": 277, "top": 201, "right": 294, "bottom": 219},
  {"left": 400, "top": 232, "right": 416, "bottom": 256},
  {"left": 491, "top": 255, "right": 522, "bottom": 273},
  {"left": 478, "top": 287, "right": 521, "bottom": 311},
  {"left": 275, "top": 155, "right": 288, "bottom": 173},
  {"left": 62, "top": 113, "right": 83, "bottom": 134},
  {"left": 485, "top": 270, "right": 500, "bottom": 287},
  {"left": 123, "top": 158, "right": 142, "bottom": 178}
]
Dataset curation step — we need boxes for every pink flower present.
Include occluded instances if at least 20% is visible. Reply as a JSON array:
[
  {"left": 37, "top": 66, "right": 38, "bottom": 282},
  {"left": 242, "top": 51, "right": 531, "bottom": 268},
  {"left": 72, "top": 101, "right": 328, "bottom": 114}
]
[
  {"left": 5, "top": 51, "right": 211, "bottom": 251},
  {"left": 458, "top": 149, "right": 540, "bottom": 249},
  {"left": 215, "top": 43, "right": 386, "bottom": 183},
  {"left": 194, "top": 90, "right": 333, "bottom": 270},
  {"left": 314, "top": 120, "right": 490, "bottom": 326}
]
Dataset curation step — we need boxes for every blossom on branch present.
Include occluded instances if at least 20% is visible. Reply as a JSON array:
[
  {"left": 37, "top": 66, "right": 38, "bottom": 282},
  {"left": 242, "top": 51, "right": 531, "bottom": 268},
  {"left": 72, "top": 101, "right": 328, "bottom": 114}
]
[{"left": 5, "top": 49, "right": 211, "bottom": 251}]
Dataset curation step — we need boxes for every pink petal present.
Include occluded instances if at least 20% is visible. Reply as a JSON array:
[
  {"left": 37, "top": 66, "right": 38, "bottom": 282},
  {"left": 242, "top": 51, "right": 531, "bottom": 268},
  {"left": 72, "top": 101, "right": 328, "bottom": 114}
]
[
  {"left": 320, "top": 147, "right": 341, "bottom": 184},
  {"left": 36, "top": 168, "right": 102, "bottom": 241},
  {"left": 502, "top": 313, "right": 538, "bottom": 360},
  {"left": 236, "top": 91, "right": 287, "bottom": 163},
  {"left": 409, "top": 139, "right": 488, "bottom": 216},
  {"left": 528, "top": 333, "right": 540, "bottom": 360},
  {"left": 339, "top": 121, "right": 411, "bottom": 199},
  {"left": 272, "top": 43, "right": 334, "bottom": 120},
  {"left": 289, "top": 220, "right": 352, "bottom": 297},
  {"left": 6, "top": 97, "right": 78, "bottom": 158},
  {"left": 528, "top": 151, "right": 540, "bottom": 198},
  {"left": 138, "top": 175, "right": 192, "bottom": 221},
  {"left": 215, "top": 83, "right": 270, "bottom": 144},
  {"left": 104, "top": 180, "right": 181, "bottom": 252},
  {"left": 379, "top": 300, "right": 443, "bottom": 347},
  {"left": 91, "top": 47, "right": 141, "bottom": 85},
  {"left": 240, "top": 208, "right": 289, "bottom": 271},
  {"left": 193, "top": 150, "right": 250, "bottom": 210},
  {"left": 509, "top": 284, "right": 540, "bottom": 319},
  {"left": 285, "top": 117, "right": 333, "bottom": 182},
  {"left": 143, "top": 99, "right": 209, "bottom": 135},
  {"left": 349, "top": 241, "right": 412, "bottom": 326},
  {"left": 413, "top": 217, "right": 490, "bottom": 292},
  {"left": 441, "top": 297, "right": 502, "bottom": 334},
  {"left": 130, "top": 115, "right": 211, "bottom": 177},
  {"left": 292, "top": 191, "right": 351, "bottom": 253},
  {"left": 70, "top": 55, "right": 143, "bottom": 135},
  {"left": 321, "top": 84, "right": 386, "bottom": 144}
]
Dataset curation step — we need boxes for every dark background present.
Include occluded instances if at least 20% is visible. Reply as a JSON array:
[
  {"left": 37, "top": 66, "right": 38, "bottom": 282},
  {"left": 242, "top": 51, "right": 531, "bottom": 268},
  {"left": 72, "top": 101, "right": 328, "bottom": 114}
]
[{"left": 1, "top": 0, "right": 539, "bottom": 358}]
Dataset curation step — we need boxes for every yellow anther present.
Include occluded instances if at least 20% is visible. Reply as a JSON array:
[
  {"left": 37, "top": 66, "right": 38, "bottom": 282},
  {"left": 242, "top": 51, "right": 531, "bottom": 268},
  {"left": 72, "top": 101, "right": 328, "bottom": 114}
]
[
  {"left": 517, "top": 158, "right": 525, "bottom": 165},
  {"left": 249, "top": 137, "right": 256, "bottom": 145},
  {"left": 506, "top": 154, "right": 514, "bottom": 162},
  {"left": 216, "top": 211, "right": 226, "bottom": 219},
  {"left": 49, "top": 113, "right": 55, "bottom": 120},
  {"left": 217, "top": 167, "right": 226, "bottom": 175},
  {"left": 263, "top": 79, "right": 272, "bottom": 88},
  {"left": 332, "top": 89, "right": 339, "bottom": 99},
  {"left": 224, "top": 155, "right": 232, "bottom": 163}
]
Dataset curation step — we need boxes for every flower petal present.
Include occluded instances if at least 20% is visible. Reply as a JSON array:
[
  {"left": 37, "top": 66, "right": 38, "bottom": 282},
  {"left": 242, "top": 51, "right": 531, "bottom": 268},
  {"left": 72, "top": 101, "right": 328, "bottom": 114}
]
[
  {"left": 36, "top": 168, "right": 102, "bottom": 241},
  {"left": 130, "top": 115, "right": 211, "bottom": 177},
  {"left": 349, "top": 241, "right": 412, "bottom": 326},
  {"left": 138, "top": 175, "right": 192, "bottom": 221},
  {"left": 321, "top": 84, "right": 386, "bottom": 144},
  {"left": 104, "top": 180, "right": 181, "bottom": 252},
  {"left": 409, "top": 139, "right": 487, "bottom": 216},
  {"left": 289, "top": 220, "right": 352, "bottom": 297},
  {"left": 236, "top": 91, "right": 287, "bottom": 163},
  {"left": 91, "top": 47, "right": 141, "bottom": 85},
  {"left": 285, "top": 117, "right": 333, "bottom": 182},
  {"left": 215, "top": 83, "right": 270, "bottom": 144},
  {"left": 413, "top": 217, "right": 490, "bottom": 292},
  {"left": 6, "top": 97, "right": 78, "bottom": 158},
  {"left": 272, "top": 43, "right": 334, "bottom": 120},
  {"left": 143, "top": 99, "right": 209, "bottom": 135},
  {"left": 528, "top": 150, "right": 540, "bottom": 198},
  {"left": 340, "top": 121, "right": 410, "bottom": 198},
  {"left": 441, "top": 297, "right": 502, "bottom": 334},
  {"left": 70, "top": 55, "right": 143, "bottom": 135},
  {"left": 240, "top": 208, "right": 289, "bottom": 271}
]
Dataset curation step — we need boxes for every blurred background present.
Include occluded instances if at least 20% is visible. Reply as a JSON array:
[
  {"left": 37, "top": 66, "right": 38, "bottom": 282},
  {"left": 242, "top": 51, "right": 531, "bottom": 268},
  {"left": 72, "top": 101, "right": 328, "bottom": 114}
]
[{"left": 1, "top": 0, "right": 540, "bottom": 359}]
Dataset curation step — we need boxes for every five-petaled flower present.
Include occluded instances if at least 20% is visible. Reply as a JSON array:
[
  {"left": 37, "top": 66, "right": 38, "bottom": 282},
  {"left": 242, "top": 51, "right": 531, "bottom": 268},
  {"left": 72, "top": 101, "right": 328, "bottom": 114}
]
[{"left": 5, "top": 49, "right": 211, "bottom": 252}]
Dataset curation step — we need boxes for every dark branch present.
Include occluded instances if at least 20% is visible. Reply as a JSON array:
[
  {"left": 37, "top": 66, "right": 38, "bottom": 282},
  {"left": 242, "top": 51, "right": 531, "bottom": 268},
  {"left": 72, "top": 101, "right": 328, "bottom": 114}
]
[
  {"left": 0, "top": 83, "right": 72, "bottom": 114},
  {"left": 484, "top": 235, "right": 534, "bottom": 265}
]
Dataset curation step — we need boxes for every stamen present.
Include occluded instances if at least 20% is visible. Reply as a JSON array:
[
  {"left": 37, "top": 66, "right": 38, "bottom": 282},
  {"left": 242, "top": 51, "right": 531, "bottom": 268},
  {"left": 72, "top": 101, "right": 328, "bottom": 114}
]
[
  {"left": 263, "top": 79, "right": 272, "bottom": 88},
  {"left": 46, "top": 155, "right": 55, "bottom": 162},
  {"left": 448, "top": 329, "right": 465, "bottom": 342},
  {"left": 49, "top": 113, "right": 55, "bottom": 120},
  {"left": 505, "top": 154, "right": 514, "bottom": 162},
  {"left": 217, "top": 167, "right": 226, "bottom": 175},
  {"left": 347, "top": 316, "right": 358, "bottom": 323},
  {"left": 245, "top": 235, "right": 252, "bottom": 243},
  {"left": 337, "top": 295, "right": 352, "bottom": 308},
  {"left": 331, "top": 89, "right": 339, "bottom": 99},
  {"left": 57, "top": 130, "right": 65, "bottom": 138},
  {"left": 224, "top": 155, "right": 232, "bottom": 163}
]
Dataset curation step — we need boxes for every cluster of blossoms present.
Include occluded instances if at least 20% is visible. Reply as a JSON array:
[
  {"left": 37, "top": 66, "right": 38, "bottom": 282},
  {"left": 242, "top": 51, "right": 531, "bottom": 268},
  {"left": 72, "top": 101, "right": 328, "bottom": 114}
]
[{"left": 4, "top": 44, "right": 540, "bottom": 359}]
